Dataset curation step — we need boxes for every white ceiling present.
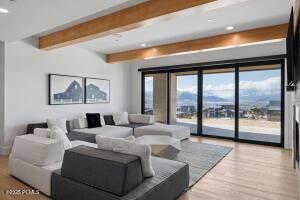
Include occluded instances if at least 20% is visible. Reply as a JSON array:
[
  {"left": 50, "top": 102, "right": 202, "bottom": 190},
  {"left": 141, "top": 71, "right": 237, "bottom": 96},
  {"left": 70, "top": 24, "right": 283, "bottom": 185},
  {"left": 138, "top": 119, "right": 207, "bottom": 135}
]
[
  {"left": 0, "top": 0, "right": 146, "bottom": 42},
  {"left": 79, "top": 0, "right": 292, "bottom": 54},
  {"left": 0, "top": 0, "right": 292, "bottom": 55}
]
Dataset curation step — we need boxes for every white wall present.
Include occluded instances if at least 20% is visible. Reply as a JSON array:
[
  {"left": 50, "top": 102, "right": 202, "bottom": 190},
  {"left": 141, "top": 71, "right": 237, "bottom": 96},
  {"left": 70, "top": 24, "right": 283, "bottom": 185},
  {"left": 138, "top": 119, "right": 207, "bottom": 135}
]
[
  {"left": 0, "top": 42, "right": 5, "bottom": 154},
  {"left": 3, "top": 37, "right": 131, "bottom": 150},
  {"left": 128, "top": 41, "right": 293, "bottom": 148}
]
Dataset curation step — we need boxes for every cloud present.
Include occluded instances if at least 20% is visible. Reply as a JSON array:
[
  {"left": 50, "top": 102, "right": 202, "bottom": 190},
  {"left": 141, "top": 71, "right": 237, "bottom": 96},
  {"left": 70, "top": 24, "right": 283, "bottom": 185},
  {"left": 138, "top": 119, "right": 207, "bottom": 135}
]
[
  {"left": 239, "top": 77, "right": 280, "bottom": 91},
  {"left": 177, "top": 76, "right": 280, "bottom": 98},
  {"left": 177, "top": 86, "right": 197, "bottom": 94}
]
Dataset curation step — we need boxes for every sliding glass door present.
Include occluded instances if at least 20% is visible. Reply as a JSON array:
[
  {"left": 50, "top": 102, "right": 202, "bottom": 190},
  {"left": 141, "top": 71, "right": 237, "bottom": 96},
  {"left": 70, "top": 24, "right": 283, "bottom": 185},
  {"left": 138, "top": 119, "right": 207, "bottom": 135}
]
[
  {"left": 142, "top": 59, "right": 284, "bottom": 146},
  {"left": 170, "top": 71, "right": 198, "bottom": 134},
  {"left": 202, "top": 68, "right": 235, "bottom": 138},
  {"left": 238, "top": 64, "right": 282, "bottom": 143}
]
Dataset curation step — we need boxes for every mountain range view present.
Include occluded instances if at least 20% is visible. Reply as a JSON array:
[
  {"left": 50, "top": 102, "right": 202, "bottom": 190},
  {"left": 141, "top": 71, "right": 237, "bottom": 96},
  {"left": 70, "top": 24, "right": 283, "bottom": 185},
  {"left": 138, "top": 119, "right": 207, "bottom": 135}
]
[{"left": 145, "top": 90, "right": 280, "bottom": 106}]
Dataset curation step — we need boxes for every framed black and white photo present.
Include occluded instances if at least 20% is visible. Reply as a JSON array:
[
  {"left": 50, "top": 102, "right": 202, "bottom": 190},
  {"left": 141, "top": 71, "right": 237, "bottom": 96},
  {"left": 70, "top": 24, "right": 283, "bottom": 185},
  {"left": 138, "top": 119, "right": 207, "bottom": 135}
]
[
  {"left": 49, "top": 74, "right": 84, "bottom": 105},
  {"left": 85, "top": 78, "right": 110, "bottom": 104}
]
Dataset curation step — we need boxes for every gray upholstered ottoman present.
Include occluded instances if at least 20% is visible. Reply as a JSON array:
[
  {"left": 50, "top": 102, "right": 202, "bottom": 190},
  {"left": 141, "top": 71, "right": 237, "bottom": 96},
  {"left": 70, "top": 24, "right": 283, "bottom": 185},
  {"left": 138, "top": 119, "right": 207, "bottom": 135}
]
[{"left": 51, "top": 146, "right": 189, "bottom": 200}]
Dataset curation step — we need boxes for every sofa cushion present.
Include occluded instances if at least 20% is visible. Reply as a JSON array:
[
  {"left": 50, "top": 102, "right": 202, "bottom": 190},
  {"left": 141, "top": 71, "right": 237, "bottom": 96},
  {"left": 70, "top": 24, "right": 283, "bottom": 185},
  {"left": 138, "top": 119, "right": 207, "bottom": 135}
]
[
  {"left": 73, "top": 117, "right": 88, "bottom": 129},
  {"left": 104, "top": 115, "right": 115, "bottom": 125},
  {"left": 86, "top": 113, "right": 102, "bottom": 128},
  {"left": 10, "top": 134, "right": 63, "bottom": 166},
  {"left": 74, "top": 125, "right": 133, "bottom": 138},
  {"left": 97, "top": 136, "right": 155, "bottom": 177},
  {"left": 113, "top": 112, "right": 129, "bottom": 125},
  {"left": 128, "top": 114, "right": 155, "bottom": 124},
  {"left": 61, "top": 146, "right": 143, "bottom": 196},
  {"left": 47, "top": 118, "right": 68, "bottom": 133},
  {"left": 33, "top": 128, "right": 51, "bottom": 138},
  {"left": 134, "top": 123, "right": 190, "bottom": 140},
  {"left": 50, "top": 126, "right": 72, "bottom": 151},
  {"left": 100, "top": 115, "right": 106, "bottom": 126},
  {"left": 70, "top": 140, "right": 97, "bottom": 148}
]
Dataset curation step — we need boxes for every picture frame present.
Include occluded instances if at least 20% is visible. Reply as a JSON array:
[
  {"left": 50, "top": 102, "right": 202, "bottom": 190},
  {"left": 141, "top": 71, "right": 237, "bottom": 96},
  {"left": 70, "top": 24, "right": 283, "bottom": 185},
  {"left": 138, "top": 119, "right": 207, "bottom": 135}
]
[
  {"left": 85, "top": 78, "right": 110, "bottom": 104},
  {"left": 49, "top": 74, "right": 84, "bottom": 105}
]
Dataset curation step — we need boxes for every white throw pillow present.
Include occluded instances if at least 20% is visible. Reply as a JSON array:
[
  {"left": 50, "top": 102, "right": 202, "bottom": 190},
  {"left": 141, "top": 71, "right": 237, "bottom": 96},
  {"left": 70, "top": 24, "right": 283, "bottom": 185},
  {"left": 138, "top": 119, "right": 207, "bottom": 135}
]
[
  {"left": 113, "top": 112, "right": 129, "bottom": 125},
  {"left": 128, "top": 114, "right": 155, "bottom": 124},
  {"left": 96, "top": 136, "right": 135, "bottom": 151},
  {"left": 73, "top": 118, "right": 88, "bottom": 129},
  {"left": 100, "top": 115, "right": 106, "bottom": 126},
  {"left": 97, "top": 136, "right": 154, "bottom": 177},
  {"left": 49, "top": 126, "right": 72, "bottom": 150},
  {"left": 47, "top": 118, "right": 68, "bottom": 133},
  {"left": 33, "top": 128, "right": 51, "bottom": 138}
]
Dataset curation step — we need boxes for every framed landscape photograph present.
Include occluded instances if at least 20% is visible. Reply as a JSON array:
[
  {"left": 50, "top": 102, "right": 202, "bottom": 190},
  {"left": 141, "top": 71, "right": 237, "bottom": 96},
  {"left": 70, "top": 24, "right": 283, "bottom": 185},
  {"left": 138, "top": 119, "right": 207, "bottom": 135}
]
[
  {"left": 49, "top": 74, "right": 84, "bottom": 105},
  {"left": 85, "top": 78, "right": 110, "bottom": 104}
]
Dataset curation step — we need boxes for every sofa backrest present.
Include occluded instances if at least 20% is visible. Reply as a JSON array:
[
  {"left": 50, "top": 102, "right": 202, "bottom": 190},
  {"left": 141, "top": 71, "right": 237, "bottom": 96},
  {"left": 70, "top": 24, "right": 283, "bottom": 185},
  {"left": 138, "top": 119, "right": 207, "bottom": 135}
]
[
  {"left": 61, "top": 145, "right": 143, "bottom": 196},
  {"left": 26, "top": 121, "right": 71, "bottom": 134}
]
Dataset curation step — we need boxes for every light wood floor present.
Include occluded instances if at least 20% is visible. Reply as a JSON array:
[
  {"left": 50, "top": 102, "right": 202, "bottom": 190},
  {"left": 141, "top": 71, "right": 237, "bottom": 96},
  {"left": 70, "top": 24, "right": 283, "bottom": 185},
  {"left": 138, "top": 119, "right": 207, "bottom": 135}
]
[{"left": 0, "top": 137, "right": 299, "bottom": 200}]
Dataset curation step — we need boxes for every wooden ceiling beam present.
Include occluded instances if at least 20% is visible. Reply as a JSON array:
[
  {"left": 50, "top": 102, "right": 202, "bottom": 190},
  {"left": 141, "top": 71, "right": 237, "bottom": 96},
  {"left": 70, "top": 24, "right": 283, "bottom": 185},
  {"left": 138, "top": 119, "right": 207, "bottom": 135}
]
[
  {"left": 106, "top": 24, "right": 288, "bottom": 63},
  {"left": 39, "top": 0, "right": 215, "bottom": 50}
]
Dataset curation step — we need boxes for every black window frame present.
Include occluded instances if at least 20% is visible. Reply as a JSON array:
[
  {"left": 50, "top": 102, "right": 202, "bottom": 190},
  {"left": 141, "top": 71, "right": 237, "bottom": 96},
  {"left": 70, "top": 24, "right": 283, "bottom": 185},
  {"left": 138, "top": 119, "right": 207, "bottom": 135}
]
[{"left": 140, "top": 55, "right": 285, "bottom": 147}]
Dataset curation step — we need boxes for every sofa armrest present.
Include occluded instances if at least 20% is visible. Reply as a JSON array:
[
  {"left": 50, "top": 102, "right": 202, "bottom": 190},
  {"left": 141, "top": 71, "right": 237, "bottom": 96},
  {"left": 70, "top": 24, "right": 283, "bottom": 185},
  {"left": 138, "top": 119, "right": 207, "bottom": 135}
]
[
  {"left": 10, "top": 134, "right": 63, "bottom": 166},
  {"left": 128, "top": 114, "right": 154, "bottom": 124}
]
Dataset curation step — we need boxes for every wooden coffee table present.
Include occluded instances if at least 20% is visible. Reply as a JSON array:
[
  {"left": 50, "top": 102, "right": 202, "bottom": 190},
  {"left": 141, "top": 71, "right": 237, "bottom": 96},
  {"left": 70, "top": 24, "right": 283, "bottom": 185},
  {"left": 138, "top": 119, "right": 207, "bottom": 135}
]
[{"left": 135, "top": 135, "right": 181, "bottom": 155}]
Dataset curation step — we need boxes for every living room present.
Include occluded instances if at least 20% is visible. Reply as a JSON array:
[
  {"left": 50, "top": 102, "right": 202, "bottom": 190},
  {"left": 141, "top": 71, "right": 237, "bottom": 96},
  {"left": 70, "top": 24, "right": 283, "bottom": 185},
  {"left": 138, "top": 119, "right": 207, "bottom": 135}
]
[{"left": 0, "top": 0, "right": 299, "bottom": 200}]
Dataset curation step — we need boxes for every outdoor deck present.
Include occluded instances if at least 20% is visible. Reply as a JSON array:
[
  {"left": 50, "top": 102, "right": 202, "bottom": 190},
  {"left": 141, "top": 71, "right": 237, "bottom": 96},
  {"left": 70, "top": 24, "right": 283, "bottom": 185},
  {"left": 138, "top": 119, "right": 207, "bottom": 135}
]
[{"left": 176, "top": 119, "right": 281, "bottom": 144}]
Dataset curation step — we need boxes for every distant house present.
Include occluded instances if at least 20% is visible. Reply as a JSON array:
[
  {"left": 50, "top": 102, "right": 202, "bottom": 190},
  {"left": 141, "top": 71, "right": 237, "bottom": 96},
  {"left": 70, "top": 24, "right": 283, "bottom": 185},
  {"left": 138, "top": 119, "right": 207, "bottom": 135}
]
[
  {"left": 202, "top": 105, "right": 234, "bottom": 119},
  {"left": 267, "top": 101, "right": 281, "bottom": 121},
  {"left": 176, "top": 105, "right": 197, "bottom": 118}
]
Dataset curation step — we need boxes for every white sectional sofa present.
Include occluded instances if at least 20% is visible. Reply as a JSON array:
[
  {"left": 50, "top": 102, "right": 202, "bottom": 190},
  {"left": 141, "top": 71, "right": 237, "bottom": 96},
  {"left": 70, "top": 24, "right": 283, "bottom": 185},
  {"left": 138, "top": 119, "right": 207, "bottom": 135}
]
[
  {"left": 8, "top": 113, "right": 191, "bottom": 196},
  {"left": 9, "top": 134, "right": 97, "bottom": 196},
  {"left": 69, "top": 114, "right": 154, "bottom": 143}
]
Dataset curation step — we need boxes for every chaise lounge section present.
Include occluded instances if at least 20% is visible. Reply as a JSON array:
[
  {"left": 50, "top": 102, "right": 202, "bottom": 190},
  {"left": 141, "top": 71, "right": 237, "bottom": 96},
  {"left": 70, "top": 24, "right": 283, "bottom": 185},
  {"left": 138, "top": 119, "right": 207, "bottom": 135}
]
[
  {"left": 52, "top": 145, "right": 189, "bottom": 200},
  {"left": 134, "top": 123, "right": 190, "bottom": 140}
]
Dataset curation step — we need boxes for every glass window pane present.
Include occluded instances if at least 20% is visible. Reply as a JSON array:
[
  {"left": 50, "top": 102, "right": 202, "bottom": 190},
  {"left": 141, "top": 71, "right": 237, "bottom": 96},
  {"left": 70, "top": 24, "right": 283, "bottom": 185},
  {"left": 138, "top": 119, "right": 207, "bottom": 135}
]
[
  {"left": 202, "top": 68, "right": 235, "bottom": 138},
  {"left": 239, "top": 66, "right": 281, "bottom": 143},
  {"left": 170, "top": 71, "right": 198, "bottom": 134}
]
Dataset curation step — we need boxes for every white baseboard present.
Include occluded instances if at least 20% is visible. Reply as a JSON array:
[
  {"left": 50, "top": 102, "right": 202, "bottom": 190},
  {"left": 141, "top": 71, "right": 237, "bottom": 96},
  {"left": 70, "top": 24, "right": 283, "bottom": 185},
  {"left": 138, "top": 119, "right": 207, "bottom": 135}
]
[{"left": 0, "top": 145, "right": 10, "bottom": 155}]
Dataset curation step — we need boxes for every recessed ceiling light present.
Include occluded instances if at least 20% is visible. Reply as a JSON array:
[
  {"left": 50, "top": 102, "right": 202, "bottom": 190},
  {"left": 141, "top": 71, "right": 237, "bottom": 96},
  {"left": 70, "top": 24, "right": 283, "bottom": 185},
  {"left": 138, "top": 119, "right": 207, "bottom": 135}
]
[
  {"left": 112, "top": 34, "right": 122, "bottom": 38},
  {"left": 207, "top": 19, "right": 216, "bottom": 22},
  {"left": 226, "top": 26, "right": 234, "bottom": 30},
  {"left": 141, "top": 43, "right": 147, "bottom": 47},
  {"left": 0, "top": 8, "right": 9, "bottom": 14}
]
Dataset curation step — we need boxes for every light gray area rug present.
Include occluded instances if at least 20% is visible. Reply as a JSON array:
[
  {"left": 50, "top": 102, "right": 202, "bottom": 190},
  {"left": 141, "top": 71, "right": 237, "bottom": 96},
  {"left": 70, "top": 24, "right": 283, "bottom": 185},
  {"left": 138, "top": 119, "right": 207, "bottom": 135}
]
[{"left": 156, "top": 140, "right": 233, "bottom": 187}]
